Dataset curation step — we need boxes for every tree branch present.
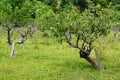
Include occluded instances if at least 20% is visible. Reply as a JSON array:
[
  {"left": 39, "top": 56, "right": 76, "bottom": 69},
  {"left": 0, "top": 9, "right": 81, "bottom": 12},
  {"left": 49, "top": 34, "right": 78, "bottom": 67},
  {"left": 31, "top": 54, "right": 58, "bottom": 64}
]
[
  {"left": 15, "top": 30, "right": 25, "bottom": 37},
  {"left": 65, "top": 30, "right": 87, "bottom": 53},
  {"left": 76, "top": 35, "right": 80, "bottom": 47},
  {"left": 7, "top": 28, "right": 12, "bottom": 45},
  {"left": 15, "top": 28, "right": 30, "bottom": 47}
]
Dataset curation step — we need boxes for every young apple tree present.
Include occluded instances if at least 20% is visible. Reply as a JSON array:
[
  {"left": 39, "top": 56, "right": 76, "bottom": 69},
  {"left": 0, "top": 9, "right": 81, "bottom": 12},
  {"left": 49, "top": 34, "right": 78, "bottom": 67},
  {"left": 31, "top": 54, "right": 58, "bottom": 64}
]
[{"left": 0, "top": 0, "right": 36, "bottom": 57}]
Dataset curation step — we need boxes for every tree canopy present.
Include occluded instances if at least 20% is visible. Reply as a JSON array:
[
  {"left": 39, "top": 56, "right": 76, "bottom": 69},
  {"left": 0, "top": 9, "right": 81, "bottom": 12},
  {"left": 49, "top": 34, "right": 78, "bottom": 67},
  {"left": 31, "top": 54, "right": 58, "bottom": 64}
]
[{"left": 0, "top": 0, "right": 35, "bottom": 28}]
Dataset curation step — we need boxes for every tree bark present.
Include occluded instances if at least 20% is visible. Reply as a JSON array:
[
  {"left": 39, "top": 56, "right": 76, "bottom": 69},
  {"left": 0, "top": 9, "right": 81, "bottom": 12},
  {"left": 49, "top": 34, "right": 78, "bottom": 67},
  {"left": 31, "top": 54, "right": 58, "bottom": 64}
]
[
  {"left": 7, "top": 28, "right": 12, "bottom": 45},
  {"left": 84, "top": 56, "right": 99, "bottom": 69},
  {"left": 79, "top": 47, "right": 99, "bottom": 69},
  {"left": 10, "top": 43, "right": 15, "bottom": 57},
  {"left": 7, "top": 28, "right": 15, "bottom": 57},
  {"left": 94, "top": 49, "right": 101, "bottom": 69}
]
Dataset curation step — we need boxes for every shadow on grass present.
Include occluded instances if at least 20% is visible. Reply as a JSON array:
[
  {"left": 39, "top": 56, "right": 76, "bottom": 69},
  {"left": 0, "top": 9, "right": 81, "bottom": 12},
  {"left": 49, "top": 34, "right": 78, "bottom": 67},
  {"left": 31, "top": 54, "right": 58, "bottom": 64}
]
[{"left": 54, "top": 58, "right": 96, "bottom": 71}]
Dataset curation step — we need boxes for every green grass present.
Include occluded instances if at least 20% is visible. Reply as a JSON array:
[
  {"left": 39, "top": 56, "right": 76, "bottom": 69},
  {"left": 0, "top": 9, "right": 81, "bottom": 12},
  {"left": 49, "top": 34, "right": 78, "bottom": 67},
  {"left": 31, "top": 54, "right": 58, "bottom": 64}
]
[{"left": 0, "top": 29, "right": 120, "bottom": 80}]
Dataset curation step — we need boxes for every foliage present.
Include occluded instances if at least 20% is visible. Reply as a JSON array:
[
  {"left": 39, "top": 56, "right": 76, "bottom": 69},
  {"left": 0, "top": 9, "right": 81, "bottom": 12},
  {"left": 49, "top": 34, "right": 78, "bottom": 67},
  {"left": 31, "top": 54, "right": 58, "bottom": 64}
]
[
  {"left": 49, "top": 2, "right": 113, "bottom": 44},
  {"left": 40, "top": 0, "right": 88, "bottom": 12},
  {"left": 0, "top": 0, "right": 35, "bottom": 28},
  {"left": 35, "top": 1, "right": 55, "bottom": 36}
]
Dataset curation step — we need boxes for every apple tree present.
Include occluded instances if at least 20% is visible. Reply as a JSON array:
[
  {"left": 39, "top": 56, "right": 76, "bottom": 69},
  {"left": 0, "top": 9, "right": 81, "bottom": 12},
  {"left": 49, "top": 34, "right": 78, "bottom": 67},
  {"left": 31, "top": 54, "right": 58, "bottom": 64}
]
[
  {"left": 0, "top": 0, "right": 36, "bottom": 57},
  {"left": 48, "top": 2, "right": 113, "bottom": 69}
]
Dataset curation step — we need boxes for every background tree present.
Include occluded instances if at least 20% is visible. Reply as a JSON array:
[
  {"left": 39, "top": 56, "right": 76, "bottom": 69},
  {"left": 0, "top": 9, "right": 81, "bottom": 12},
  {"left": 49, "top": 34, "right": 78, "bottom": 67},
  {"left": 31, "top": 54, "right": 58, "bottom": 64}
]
[{"left": 0, "top": 0, "right": 36, "bottom": 57}]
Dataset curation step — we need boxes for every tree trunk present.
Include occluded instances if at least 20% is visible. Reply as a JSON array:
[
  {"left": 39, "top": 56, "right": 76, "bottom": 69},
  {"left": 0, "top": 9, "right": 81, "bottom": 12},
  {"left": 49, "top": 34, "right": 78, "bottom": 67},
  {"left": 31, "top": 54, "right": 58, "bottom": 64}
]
[
  {"left": 94, "top": 49, "right": 101, "bottom": 69},
  {"left": 7, "top": 28, "right": 12, "bottom": 45},
  {"left": 84, "top": 56, "right": 99, "bottom": 69},
  {"left": 79, "top": 48, "right": 99, "bottom": 69},
  {"left": 7, "top": 28, "right": 15, "bottom": 57},
  {"left": 10, "top": 43, "right": 15, "bottom": 57}
]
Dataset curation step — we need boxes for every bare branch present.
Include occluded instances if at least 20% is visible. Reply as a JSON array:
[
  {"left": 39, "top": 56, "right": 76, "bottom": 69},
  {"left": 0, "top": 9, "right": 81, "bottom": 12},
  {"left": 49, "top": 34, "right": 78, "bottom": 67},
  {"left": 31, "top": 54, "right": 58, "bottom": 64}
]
[
  {"left": 15, "top": 23, "right": 37, "bottom": 48},
  {"left": 15, "top": 28, "right": 30, "bottom": 48},
  {"left": 26, "top": 23, "right": 38, "bottom": 38},
  {"left": 24, "top": 29, "right": 30, "bottom": 37},
  {"left": 65, "top": 30, "right": 87, "bottom": 53},
  {"left": 15, "top": 30, "right": 25, "bottom": 37}
]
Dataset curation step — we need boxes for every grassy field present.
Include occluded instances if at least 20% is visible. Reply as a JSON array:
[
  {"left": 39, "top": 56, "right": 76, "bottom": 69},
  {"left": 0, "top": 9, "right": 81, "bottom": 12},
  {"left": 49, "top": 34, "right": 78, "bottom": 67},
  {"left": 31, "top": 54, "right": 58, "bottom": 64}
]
[{"left": 0, "top": 29, "right": 120, "bottom": 80}]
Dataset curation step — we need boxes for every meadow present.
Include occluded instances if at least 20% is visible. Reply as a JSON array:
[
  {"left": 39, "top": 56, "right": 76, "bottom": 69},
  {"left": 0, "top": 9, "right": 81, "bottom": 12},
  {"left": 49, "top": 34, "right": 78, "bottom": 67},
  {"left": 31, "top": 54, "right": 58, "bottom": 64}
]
[{"left": 0, "top": 29, "right": 120, "bottom": 80}]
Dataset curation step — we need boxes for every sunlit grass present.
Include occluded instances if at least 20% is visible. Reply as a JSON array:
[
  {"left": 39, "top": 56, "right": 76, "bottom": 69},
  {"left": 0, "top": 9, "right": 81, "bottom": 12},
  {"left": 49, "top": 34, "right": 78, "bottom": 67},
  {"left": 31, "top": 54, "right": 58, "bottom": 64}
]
[{"left": 0, "top": 29, "right": 120, "bottom": 80}]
